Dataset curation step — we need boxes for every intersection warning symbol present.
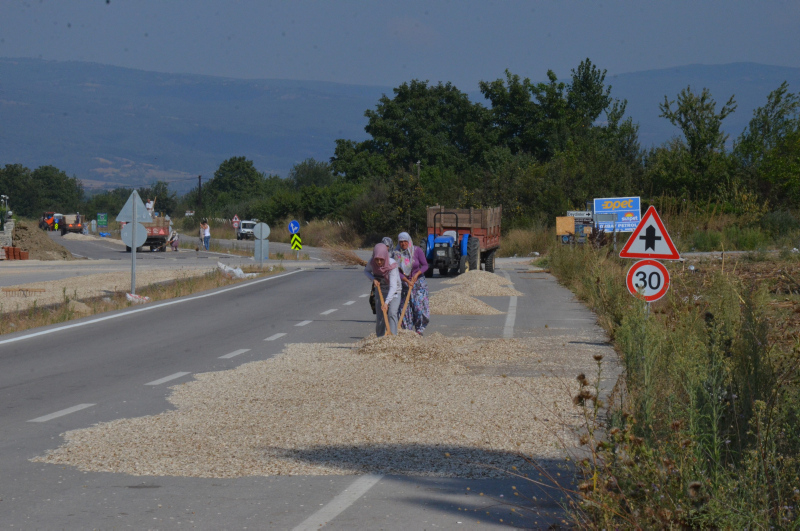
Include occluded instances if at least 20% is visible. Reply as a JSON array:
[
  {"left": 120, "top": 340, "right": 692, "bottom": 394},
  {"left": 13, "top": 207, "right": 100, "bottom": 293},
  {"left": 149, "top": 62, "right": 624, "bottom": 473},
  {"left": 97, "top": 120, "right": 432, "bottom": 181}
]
[
  {"left": 290, "top": 234, "right": 302, "bottom": 251},
  {"left": 619, "top": 206, "right": 680, "bottom": 260}
]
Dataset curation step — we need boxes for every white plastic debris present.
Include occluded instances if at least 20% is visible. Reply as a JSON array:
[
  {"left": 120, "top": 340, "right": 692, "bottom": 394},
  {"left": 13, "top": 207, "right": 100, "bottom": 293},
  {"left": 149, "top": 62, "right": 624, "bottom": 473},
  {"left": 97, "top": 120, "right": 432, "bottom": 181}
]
[
  {"left": 217, "top": 262, "right": 257, "bottom": 279},
  {"left": 126, "top": 293, "right": 150, "bottom": 304},
  {"left": 792, "top": 248, "right": 799, "bottom": 253}
]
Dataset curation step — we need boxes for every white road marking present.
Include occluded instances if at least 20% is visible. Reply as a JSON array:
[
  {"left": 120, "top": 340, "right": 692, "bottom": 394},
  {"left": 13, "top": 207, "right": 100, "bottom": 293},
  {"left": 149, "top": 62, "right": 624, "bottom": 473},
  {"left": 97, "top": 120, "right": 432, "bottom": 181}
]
[
  {"left": 343, "top": 301, "right": 355, "bottom": 306},
  {"left": 219, "top": 348, "right": 250, "bottom": 359},
  {"left": 145, "top": 372, "right": 191, "bottom": 386},
  {"left": 501, "top": 271, "right": 517, "bottom": 339},
  {"left": 28, "top": 403, "right": 95, "bottom": 423},
  {"left": 264, "top": 333, "right": 287, "bottom": 341},
  {"left": 295, "top": 320, "right": 312, "bottom": 327},
  {"left": 291, "top": 474, "right": 383, "bottom": 531},
  {"left": 0, "top": 270, "right": 304, "bottom": 347},
  {"left": 359, "top": 294, "right": 369, "bottom": 298},
  {"left": 320, "top": 309, "right": 338, "bottom": 315}
]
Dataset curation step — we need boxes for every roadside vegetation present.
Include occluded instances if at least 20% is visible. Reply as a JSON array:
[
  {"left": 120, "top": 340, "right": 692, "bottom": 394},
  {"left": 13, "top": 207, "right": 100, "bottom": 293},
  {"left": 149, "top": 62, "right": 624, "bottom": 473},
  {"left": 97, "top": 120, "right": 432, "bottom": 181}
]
[
  {"left": 0, "top": 265, "right": 284, "bottom": 337},
  {"left": 540, "top": 243, "right": 800, "bottom": 528}
]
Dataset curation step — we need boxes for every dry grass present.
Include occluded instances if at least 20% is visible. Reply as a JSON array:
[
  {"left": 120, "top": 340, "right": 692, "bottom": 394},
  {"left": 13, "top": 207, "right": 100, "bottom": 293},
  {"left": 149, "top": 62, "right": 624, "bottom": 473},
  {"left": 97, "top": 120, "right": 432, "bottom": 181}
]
[
  {"left": 322, "top": 243, "right": 367, "bottom": 266},
  {"left": 0, "top": 265, "right": 285, "bottom": 335}
]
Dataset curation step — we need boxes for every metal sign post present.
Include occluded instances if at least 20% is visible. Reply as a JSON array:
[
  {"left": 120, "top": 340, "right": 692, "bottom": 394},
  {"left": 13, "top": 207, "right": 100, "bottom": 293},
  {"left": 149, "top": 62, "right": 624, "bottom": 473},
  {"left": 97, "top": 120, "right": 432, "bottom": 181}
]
[
  {"left": 253, "top": 222, "right": 270, "bottom": 268},
  {"left": 131, "top": 198, "right": 136, "bottom": 294}
]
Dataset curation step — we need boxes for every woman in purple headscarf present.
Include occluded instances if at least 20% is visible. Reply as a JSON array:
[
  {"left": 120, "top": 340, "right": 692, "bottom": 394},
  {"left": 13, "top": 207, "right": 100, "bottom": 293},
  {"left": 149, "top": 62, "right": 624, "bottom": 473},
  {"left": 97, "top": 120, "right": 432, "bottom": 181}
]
[
  {"left": 364, "top": 242, "right": 401, "bottom": 336},
  {"left": 395, "top": 232, "right": 430, "bottom": 336}
]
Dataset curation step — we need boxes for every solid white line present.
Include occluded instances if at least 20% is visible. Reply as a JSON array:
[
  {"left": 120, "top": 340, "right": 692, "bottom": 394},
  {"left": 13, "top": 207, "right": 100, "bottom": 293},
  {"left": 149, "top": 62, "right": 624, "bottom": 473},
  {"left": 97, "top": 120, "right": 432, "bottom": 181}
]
[
  {"left": 291, "top": 474, "right": 383, "bottom": 531},
  {"left": 219, "top": 348, "right": 250, "bottom": 359},
  {"left": 320, "top": 309, "right": 337, "bottom": 315},
  {"left": 359, "top": 294, "right": 369, "bottom": 298},
  {"left": 501, "top": 271, "right": 517, "bottom": 339},
  {"left": 343, "top": 301, "right": 355, "bottom": 306},
  {"left": 295, "top": 320, "right": 312, "bottom": 327},
  {"left": 145, "top": 372, "right": 190, "bottom": 386},
  {"left": 28, "top": 403, "right": 95, "bottom": 423},
  {"left": 0, "top": 270, "right": 304, "bottom": 347},
  {"left": 264, "top": 333, "right": 287, "bottom": 341}
]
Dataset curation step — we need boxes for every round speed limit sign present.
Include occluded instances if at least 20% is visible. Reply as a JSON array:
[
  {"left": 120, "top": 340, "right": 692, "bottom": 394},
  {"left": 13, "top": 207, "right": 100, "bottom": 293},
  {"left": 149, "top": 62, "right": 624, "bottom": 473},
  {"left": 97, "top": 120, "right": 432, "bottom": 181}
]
[{"left": 626, "top": 259, "right": 670, "bottom": 302}]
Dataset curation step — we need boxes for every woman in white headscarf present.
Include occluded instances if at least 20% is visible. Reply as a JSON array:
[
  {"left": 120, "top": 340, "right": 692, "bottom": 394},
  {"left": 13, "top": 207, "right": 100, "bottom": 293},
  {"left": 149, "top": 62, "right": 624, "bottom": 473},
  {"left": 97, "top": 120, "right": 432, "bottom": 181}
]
[{"left": 395, "top": 232, "right": 430, "bottom": 335}]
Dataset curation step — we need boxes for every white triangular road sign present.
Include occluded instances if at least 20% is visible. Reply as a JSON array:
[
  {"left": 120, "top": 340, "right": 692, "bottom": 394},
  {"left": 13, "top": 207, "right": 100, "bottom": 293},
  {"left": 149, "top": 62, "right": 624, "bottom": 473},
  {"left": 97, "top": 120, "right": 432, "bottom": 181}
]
[
  {"left": 619, "top": 206, "right": 680, "bottom": 260},
  {"left": 116, "top": 190, "right": 152, "bottom": 223}
]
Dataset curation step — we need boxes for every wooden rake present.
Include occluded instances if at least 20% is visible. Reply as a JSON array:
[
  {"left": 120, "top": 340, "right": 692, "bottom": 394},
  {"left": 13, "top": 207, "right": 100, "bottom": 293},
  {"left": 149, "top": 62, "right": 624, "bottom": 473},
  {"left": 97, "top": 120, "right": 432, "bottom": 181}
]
[
  {"left": 399, "top": 273, "right": 419, "bottom": 329},
  {"left": 374, "top": 280, "right": 393, "bottom": 336}
]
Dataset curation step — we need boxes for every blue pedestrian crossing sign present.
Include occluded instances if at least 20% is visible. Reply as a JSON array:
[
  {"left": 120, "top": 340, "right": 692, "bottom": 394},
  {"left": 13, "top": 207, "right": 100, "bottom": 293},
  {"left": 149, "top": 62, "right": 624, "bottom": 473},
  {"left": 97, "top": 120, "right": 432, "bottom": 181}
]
[
  {"left": 288, "top": 220, "right": 300, "bottom": 235},
  {"left": 291, "top": 234, "right": 302, "bottom": 250}
]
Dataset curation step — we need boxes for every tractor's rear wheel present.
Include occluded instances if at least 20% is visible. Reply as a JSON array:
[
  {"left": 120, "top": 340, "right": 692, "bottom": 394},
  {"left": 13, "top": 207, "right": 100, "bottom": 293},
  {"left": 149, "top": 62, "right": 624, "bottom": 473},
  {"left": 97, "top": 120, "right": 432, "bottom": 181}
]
[
  {"left": 484, "top": 250, "right": 496, "bottom": 272},
  {"left": 458, "top": 255, "right": 468, "bottom": 274},
  {"left": 467, "top": 236, "right": 480, "bottom": 271}
]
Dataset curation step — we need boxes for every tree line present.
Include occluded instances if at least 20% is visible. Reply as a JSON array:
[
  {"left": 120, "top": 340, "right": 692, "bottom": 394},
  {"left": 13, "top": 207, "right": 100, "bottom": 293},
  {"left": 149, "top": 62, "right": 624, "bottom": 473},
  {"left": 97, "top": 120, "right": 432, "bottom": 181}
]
[{"left": 2, "top": 58, "right": 799, "bottom": 237}]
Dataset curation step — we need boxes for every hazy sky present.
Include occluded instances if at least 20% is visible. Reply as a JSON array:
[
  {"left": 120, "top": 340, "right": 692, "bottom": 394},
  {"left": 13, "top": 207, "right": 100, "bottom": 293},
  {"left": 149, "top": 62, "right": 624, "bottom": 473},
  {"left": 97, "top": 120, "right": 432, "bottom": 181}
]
[{"left": 2, "top": 0, "right": 799, "bottom": 89}]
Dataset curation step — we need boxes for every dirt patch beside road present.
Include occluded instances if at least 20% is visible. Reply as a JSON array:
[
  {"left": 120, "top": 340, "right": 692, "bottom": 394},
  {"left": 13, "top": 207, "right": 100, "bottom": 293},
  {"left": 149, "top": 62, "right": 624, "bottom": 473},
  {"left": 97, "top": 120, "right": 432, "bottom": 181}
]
[{"left": 11, "top": 220, "right": 75, "bottom": 260}]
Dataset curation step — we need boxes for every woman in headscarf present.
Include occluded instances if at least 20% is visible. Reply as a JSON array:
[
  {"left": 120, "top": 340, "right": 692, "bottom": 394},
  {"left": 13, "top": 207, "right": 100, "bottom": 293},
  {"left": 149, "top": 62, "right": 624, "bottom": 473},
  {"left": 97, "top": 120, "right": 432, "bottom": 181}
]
[
  {"left": 395, "top": 232, "right": 430, "bottom": 336},
  {"left": 364, "top": 242, "right": 401, "bottom": 337}
]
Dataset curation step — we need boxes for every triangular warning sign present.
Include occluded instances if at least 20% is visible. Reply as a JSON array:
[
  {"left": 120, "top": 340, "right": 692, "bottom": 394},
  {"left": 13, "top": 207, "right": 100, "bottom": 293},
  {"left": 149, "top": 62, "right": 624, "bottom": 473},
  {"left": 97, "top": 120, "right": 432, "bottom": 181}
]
[
  {"left": 619, "top": 206, "right": 681, "bottom": 260},
  {"left": 116, "top": 190, "right": 152, "bottom": 223}
]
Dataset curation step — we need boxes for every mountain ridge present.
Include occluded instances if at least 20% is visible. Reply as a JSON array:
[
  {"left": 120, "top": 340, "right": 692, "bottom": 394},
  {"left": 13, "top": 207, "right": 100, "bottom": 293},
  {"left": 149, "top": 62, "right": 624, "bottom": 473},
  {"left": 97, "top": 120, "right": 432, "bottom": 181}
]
[{"left": 2, "top": 58, "right": 799, "bottom": 193}]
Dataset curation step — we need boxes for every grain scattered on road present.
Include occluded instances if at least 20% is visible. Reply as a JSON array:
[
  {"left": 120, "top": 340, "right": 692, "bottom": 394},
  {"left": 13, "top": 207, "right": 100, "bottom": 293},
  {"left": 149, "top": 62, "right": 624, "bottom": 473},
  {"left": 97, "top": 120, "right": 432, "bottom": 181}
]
[
  {"left": 33, "top": 334, "right": 611, "bottom": 479},
  {"left": 429, "top": 288, "right": 504, "bottom": 315},
  {"left": 441, "top": 270, "right": 523, "bottom": 297}
]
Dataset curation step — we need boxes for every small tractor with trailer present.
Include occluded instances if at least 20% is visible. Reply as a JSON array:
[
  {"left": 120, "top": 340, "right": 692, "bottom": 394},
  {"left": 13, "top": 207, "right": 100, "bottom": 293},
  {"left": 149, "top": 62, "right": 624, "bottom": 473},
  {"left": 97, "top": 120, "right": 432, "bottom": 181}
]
[
  {"left": 423, "top": 206, "right": 501, "bottom": 277},
  {"left": 125, "top": 215, "right": 171, "bottom": 252},
  {"left": 59, "top": 213, "right": 85, "bottom": 236}
]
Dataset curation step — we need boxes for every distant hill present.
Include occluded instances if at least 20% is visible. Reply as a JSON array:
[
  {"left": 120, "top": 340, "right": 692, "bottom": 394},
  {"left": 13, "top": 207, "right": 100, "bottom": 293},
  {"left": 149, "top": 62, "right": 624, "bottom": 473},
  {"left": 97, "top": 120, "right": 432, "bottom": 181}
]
[
  {"left": 1, "top": 59, "right": 799, "bottom": 193},
  {"left": 0, "top": 58, "right": 389, "bottom": 193}
]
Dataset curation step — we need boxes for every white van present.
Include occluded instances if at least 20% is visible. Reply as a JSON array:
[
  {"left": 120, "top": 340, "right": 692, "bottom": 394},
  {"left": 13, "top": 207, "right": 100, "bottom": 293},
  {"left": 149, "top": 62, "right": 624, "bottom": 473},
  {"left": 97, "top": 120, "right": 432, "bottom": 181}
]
[{"left": 237, "top": 220, "right": 257, "bottom": 240}]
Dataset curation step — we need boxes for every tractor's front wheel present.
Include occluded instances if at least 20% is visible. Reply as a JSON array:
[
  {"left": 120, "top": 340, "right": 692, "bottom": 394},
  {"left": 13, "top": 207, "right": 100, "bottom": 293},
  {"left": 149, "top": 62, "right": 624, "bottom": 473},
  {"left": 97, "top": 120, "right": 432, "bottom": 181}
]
[
  {"left": 438, "top": 267, "right": 448, "bottom": 277},
  {"left": 458, "top": 255, "right": 468, "bottom": 274},
  {"left": 424, "top": 262, "right": 433, "bottom": 278}
]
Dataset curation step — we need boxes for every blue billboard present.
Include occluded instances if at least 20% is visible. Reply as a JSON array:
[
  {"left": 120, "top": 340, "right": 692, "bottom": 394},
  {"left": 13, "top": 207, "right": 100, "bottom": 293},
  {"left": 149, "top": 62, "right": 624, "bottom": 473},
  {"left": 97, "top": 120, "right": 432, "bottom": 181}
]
[{"left": 593, "top": 197, "right": 641, "bottom": 232}]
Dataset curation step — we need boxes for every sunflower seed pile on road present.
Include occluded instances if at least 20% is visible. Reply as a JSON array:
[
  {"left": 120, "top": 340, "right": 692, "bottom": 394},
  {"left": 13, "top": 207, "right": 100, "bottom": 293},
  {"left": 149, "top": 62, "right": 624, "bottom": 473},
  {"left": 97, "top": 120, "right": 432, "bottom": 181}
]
[
  {"left": 441, "top": 270, "right": 523, "bottom": 296},
  {"left": 429, "top": 288, "right": 505, "bottom": 315},
  {"left": 32, "top": 333, "right": 613, "bottom": 479}
]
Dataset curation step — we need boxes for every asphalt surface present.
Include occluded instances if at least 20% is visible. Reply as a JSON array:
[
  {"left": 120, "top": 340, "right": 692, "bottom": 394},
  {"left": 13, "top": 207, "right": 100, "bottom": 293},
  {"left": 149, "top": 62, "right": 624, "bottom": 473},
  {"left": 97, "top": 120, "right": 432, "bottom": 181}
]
[{"left": 0, "top": 237, "right": 615, "bottom": 529}]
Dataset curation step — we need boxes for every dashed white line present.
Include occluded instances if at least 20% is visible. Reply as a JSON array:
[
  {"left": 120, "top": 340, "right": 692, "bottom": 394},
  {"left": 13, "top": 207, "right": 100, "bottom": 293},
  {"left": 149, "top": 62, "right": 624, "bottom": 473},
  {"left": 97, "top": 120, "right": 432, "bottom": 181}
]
[
  {"left": 359, "top": 294, "right": 369, "bottom": 298},
  {"left": 295, "top": 320, "right": 312, "bottom": 327},
  {"left": 291, "top": 474, "right": 383, "bottom": 531},
  {"left": 343, "top": 301, "right": 355, "bottom": 306},
  {"left": 264, "top": 333, "right": 287, "bottom": 341},
  {"left": 320, "top": 309, "right": 338, "bottom": 315},
  {"left": 501, "top": 271, "right": 517, "bottom": 339},
  {"left": 28, "top": 403, "right": 95, "bottom": 423},
  {"left": 145, "top": 372, "right": 191, "bottom": 386},
  {"left": 219, "top": 348, "right": 250, "bottom": 359}
]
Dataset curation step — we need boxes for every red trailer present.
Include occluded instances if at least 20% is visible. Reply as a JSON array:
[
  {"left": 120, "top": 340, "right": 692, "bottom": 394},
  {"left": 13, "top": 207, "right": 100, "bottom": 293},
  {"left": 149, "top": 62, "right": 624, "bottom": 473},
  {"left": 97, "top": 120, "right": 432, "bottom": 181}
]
[{"left": 425, "top": 205, "right": 502, "bottom": 275}]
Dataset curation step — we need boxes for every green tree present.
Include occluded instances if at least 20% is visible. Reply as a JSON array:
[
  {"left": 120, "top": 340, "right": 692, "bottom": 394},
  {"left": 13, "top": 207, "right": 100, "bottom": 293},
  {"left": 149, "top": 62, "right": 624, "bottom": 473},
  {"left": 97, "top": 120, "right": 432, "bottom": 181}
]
[
  {"left": 734, "top": 82, "right": 800, "bottom": 205},
  {"left": 289, "top": 158, "right": 334, "bottom": 189},
  {"left": 332, "top": 80, "right": 493, "bottom": 178},
  {"left": 31, "top": 165, "right": 84, "bottom": 213},
  {"left": 205, "top": 156, "right": 266, "bottom": 209}
]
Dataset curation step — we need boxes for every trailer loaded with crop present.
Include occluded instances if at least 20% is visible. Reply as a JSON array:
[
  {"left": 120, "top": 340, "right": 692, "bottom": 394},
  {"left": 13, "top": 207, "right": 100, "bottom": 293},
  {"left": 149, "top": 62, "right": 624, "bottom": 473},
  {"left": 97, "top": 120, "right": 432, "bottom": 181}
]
[{"left": 424, "top": 206, "right": 501, "bottom": 276}]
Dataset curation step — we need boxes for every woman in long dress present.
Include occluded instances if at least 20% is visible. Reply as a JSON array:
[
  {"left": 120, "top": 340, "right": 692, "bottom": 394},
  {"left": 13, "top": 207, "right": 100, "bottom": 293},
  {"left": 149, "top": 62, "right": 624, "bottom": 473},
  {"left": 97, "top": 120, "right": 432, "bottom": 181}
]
[{"left": 395, "top": 232, "right": 430, "bottom": 336}]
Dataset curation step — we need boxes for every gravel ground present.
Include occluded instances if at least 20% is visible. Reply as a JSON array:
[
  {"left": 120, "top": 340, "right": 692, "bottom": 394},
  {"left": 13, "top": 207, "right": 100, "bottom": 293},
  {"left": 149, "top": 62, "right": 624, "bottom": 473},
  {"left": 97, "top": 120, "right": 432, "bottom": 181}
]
[
  {"left": 0, "top": 266, "right": 214, "bottom": 314},
  {"left": 430, "top": 270, "right": 523, "bottom": 315},
  {"left": 33, "top": 330, "right": 609, "bottom": 479}
]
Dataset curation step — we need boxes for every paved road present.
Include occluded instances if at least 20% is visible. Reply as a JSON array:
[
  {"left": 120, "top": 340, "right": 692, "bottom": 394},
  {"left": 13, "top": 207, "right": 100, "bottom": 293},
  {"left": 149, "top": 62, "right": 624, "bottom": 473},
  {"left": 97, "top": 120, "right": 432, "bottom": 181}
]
[{"left": 0, "top": 233, "right": 618, "bottom": 528}]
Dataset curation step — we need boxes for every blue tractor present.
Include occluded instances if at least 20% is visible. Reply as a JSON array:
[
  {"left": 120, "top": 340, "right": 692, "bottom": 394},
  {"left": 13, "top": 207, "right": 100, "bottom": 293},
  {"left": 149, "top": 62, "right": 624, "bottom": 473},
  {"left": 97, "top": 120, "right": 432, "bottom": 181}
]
[{"left": 422, "top": 207, "right": 501, "bottom": 277}]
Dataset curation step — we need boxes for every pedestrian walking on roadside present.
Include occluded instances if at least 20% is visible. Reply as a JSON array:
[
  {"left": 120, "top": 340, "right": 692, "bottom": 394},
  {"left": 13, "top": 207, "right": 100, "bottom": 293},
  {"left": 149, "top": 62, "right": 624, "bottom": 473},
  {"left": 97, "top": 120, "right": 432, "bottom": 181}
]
[
  {"left": 364, "top": 242, "right": 400, "bottom": 337},
  {"left": 395, "top": 232, "right": 430, "bottom": 336},
  {"left": 200, "top": 219, "right": 211, "bottom": 250}
]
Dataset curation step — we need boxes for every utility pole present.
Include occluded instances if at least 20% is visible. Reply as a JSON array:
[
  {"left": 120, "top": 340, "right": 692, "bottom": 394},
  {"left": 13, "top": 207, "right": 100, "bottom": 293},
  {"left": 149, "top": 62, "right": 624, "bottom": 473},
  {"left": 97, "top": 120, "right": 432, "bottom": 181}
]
[{"left": 198, "top": 175, "right": 202, "bottom": 209}]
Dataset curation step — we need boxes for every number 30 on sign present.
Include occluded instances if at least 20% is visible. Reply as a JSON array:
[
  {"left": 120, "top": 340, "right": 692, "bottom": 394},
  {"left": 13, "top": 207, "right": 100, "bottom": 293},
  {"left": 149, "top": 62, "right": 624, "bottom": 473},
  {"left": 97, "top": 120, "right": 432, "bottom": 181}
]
[{"left": 626, "top": 260, "right": 670, "bottom": 302}]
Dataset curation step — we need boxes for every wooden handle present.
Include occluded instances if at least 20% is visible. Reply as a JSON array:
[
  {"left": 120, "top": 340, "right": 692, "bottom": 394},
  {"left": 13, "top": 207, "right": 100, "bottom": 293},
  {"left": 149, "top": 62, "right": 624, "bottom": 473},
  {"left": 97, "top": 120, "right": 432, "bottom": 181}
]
[
  {"left": 399, "top": 275, "right": 418, "bottom": 328},
  {"left": 374, "top": 281, "right": 392, "bottom": 336}
]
